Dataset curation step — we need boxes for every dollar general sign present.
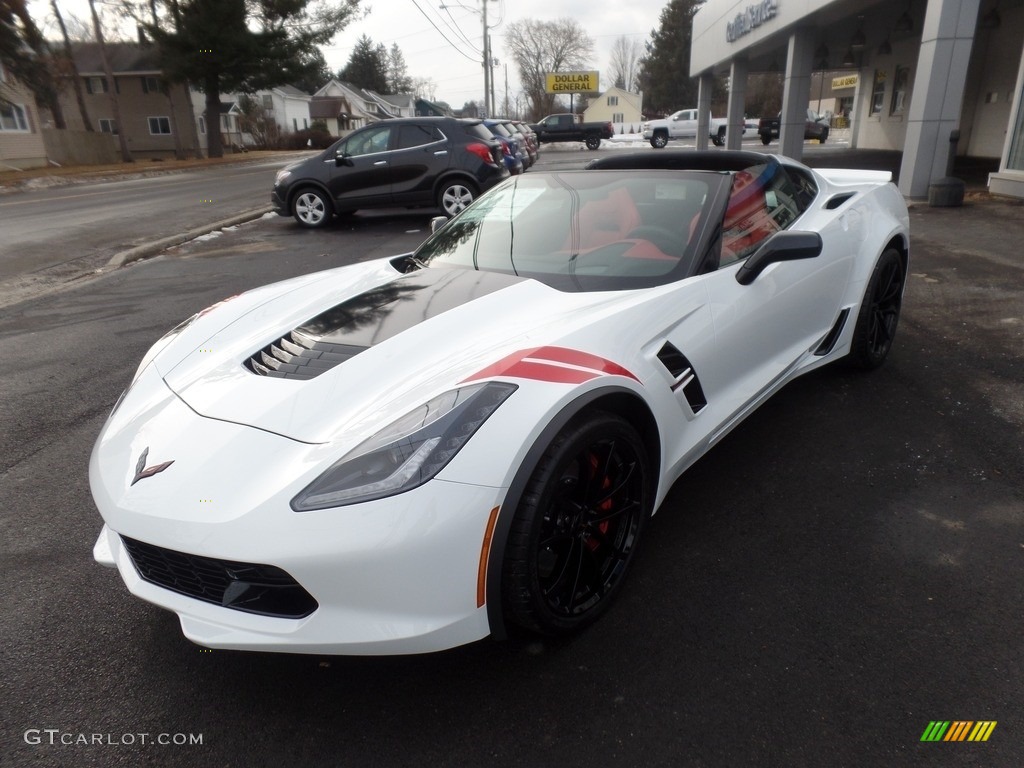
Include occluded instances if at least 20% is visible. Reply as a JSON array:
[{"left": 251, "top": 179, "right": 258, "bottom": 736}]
[{"left": 545, "top": 71, "right": 599, "bottom": 94}]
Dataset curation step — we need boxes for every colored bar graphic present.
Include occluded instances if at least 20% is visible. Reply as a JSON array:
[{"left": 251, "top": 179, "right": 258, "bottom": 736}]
[{"left": 920, "top": 721, "right": 996, "bottom": 742}]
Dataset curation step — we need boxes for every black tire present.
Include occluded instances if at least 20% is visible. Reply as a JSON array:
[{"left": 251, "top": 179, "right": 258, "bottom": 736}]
[
  {"left": 711, "top": 135, "right": 725, "bottom": 147},
  {"left": 292, "top": 187, "right": 333, "bottom": 229},
  {"left": 650, "top": 132, "right": 668, "bottom": 149},
  {"left": 502, "top": 411, "right": 651, "bottom": 636},
  {"left": 437, "top": 180, "right": 477, "bottom": 217},
  {"left": 760, "top": 133, "right": 771, "bottom": 146},
  {"left": 585, "top": 135, "right": 602, "bottom": 151},
  {"left": 847, "top": 247, "right": 905, "bottom": 370},
  {"left": 819, "top": 127, "right": 829, "bottom": 144}
]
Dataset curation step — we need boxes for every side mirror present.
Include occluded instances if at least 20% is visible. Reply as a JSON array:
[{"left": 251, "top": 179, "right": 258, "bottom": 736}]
[
  {"left": 334, "top": 152, "right": 353, "bottom": 167},
  {"left": 735, "top": 230, "right": 822, "bottom": 285},
  {"left": 429, "top": 216, "right": 449, "bottom": 233}
]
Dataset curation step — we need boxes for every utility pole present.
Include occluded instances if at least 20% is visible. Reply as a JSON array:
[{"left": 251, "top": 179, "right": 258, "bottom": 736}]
[{"left": 481, "top": 0, "right": 490, "bottom": 117}]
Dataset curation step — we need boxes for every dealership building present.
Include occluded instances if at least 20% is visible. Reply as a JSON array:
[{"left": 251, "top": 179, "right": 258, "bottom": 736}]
[{"left": 690, "top": 0, "right": 1024, "bottom": 200}]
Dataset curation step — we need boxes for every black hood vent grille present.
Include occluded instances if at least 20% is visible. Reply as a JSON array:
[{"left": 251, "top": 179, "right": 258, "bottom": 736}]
[
  {"left": 245, "top": 329, "right": 366, "bottom": 380},
  {"left": 658, "top": 341, "right": 707, "bottom": 413}
]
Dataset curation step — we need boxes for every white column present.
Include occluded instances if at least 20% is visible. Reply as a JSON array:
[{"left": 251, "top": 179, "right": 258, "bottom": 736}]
[
  {"left": 696, "top": 72, "right": 714, "bottom": 151},
  {"left": 780, "top": 27, "right": 815, "bottom": 159},
  {"left": 727, "top": 58, "right": 748, "bottom": 150},
  {"left": 898, "top": 0, "right": 981, "bottom": 198}
]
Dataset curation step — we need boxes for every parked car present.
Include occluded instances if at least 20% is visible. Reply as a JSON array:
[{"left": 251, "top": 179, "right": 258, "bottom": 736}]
[
  {"left": 506, "top": 120, "right": 538, "bottom": 168},
  {"left": 92, "top": 151, "right": 908, "bottom": 655},
  {"left": 642, "top": 109, "right": 742, "bottom": 148},
  {"left": 271, "top": 116, "right": 509, "bottom": 227},
  {"left": 529, "top": 113, "right": 614, "bottom": 150},
  {"left": 483, "top": 119, "right": 525, "bottom": 175},
  {"left": 757, "top": 109, "right": 831, "bottom": 145}
]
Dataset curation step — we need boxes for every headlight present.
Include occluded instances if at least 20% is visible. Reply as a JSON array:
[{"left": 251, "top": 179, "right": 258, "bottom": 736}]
[
  {"left": 291, "top": 381, "right": 517, "bottom": 511},
  {"left": 275, "top": 169, "right": 292, "bottom": 184}
]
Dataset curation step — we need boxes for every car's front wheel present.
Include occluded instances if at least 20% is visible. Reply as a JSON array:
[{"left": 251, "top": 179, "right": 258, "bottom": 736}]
[
  {"left": 760, "top": 133, "right": 771, "bottom": 145},
  {"left": 650, "top": 132, "right": 668, "bottom": 149},
  {"left": 502, "top": 411, "right": 651, "bottom": 637},
  {"left": 438, "top": 180, "right": 476, "bottom": 217},
  {"left": 847, "top": 247, "right": 905, "bottom": 370},
  {"left": 292, "top": 188, "right": 333, "bottom": 229},
  {"left": 585, "top": 135, "right": 602, "bottom": 151}
]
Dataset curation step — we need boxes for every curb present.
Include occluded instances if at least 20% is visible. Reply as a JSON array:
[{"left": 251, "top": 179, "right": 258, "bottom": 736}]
[{"left": 107, "top": 205, "right": 274, "bottom": 268}]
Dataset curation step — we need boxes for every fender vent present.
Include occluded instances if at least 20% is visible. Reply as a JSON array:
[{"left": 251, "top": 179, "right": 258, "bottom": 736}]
[
  {"left": 824, "top": 192, "right": 856, "bottom": 210},
  {"left": 814, "top": 308, "right": 850, "bottom": 355},
  {"left": 657, "top": 342, "right": 707, "bottom": 413},
  {"left": 245, "top": 329, "right": 366, "bottom": 380}
]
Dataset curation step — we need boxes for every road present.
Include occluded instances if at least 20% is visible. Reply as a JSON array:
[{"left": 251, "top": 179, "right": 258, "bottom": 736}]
[{"left": 1, "top": 148, "right": 1021, "bottom": 767}]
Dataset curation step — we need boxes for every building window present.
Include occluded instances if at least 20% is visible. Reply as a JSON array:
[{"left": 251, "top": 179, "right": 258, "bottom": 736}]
[
  {"left": 220, "top": 114, "right": 233, "bottom": 132},
  {"left": 607, "top": 95, "right": 619, "bottom": 106},
  {"left": 612, "top": 112, "right": 624, "bottom": 123},
  {"left": 262, "top": 94, "right": 273, "bottom": 110},
  {"left": 86, "top": 76, "right": 108, "bottom": 94},
  {"left": 141, "top": 75, "right": 161, "bottom": 93},
  {"left": 198, "top": 116, "right": 206, "bottom": 134},
  {"left": 890, "top": 66, "right": 909, "bottom": 116},
  {"left": 148, "top": 116, "right": 171, "bottom": 134},
  {"left": 98, "top": 118, "right": 118, "bottom": 134},
  {"left": 293, "top": 118, "right": 298, "bottom": 131},
  {"left": 869, "top": 70, "right": 886, "bottom": 116},
  {"left": 303, "top": 118, "right": 308, "bottom": 129},
  {"left": 0, "top": 102, "right": 29, "bottom": 131}
]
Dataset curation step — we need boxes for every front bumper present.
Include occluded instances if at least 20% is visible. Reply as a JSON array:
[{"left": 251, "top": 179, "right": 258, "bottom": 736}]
[{"left": 270, "top": 187, "right": 288, "bottom": 217}]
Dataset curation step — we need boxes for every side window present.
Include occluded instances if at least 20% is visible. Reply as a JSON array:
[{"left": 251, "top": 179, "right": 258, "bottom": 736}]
[
  {"left": 396, "top": 124, "right": 442, "bottom": 149},
  {"left": 343, "top": 126, "right": 392, "bottom": 156},
  {"left": 721, "top": 162, "right": 805, "bottom": 267}
]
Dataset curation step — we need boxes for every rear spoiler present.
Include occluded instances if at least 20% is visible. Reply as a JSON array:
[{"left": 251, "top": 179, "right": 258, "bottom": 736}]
[{"left": 814, "top": 168, "right": 893, "bottom": 185}]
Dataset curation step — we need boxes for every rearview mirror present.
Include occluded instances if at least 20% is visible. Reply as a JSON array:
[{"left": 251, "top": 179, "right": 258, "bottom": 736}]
[
  {"left": 334, "top": 152, "right": 354, "bottom": 167},
  {"left": 735, "top": 231, "right": 823, "bottom": 285}
]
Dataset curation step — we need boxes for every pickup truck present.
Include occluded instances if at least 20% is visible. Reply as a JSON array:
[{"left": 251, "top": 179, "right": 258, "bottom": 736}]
[
  {"left": 530, "top": 114, "right": 615, "bottom": 150},
  {"left": 757, "top": 109, "right": 830, "bottom": 144},
  {"left": 642, "top": 109, "right": 739, "bottom": 148}
]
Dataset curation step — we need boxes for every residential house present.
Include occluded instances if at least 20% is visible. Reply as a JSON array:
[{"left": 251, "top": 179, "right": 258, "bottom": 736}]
[
  {"left": 0, "top": 63, "right": 47, "bottom": 169},
  {"left": 367, "top": 91, "right": 415, "bottom": 118},
  {"left": 55, "top": 42, "right": 199, "bottom": 159},
  {"left": 310, "top": 80, "right": 400, "bottom": 137},
  {"left": 583, "top": 86, "right": 644, "bottom": 135},
  {"left": 414, "top": 98, "right": 452, "bottom": 117}
]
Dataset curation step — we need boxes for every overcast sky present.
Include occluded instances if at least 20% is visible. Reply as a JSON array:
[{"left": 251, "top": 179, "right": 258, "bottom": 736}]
[{"left": 33, "top": 0, "right": 663, "bottom": 109}]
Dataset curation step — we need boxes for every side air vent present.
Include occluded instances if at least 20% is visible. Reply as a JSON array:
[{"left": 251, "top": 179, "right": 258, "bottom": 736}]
[
  {"left": 245, "top": 329, "right": 366, "bottom": 380},
  {"left": 824, "top": 192, "right": 856, "bottom": 210},
  {"left": 813, "top": 308, "right": 851, "bottom": 356},
  {"left": 657, "top": 341, "right": 707, "bottom": 413}
]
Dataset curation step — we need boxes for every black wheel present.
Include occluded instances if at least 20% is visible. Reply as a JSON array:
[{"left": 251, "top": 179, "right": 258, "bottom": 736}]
[
  {"left": 650, "top": 132, "right": 668, "bottom": 149},
  {"left": 292, "top": 188, "right": 333, "bottom": 228},
  {"left": 502, "top": 412, "right": 651, "bottom": 636},
  {"left": 847, "top": 247, "right": 905, "bottom": 370},
  {"left": 711, "top": 135, "right": 724, "bottom": 147},
  {"left": 585, "top": 135, "right": 602, "bottom": 151},
  {"left": 760, "top": 133, "right": 771, "bottom": 146},
  {"left": 819, "top": 127, "right": 829, "bottom": 144},
  {"left": 437, "top": 180, "right": 476, "bottom": 217}
]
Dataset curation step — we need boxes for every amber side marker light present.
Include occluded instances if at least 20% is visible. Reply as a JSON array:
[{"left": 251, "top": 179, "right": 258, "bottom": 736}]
[{"left": 477, "top": 506, "right": 501, "bottom": 608}]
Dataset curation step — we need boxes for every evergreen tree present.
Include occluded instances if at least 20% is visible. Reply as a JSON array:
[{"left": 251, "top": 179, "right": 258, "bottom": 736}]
[
  {"left": 0, "top": 0, "right": 65, "bottom": 126},
  {"left": 637, "top": 0, "right": 703, "bottom": 115},
  {"left": 339, "top": 35, "right": 388, "bottom": 92},
  {"left": 148, "top": 0, "right": 361, "bottom": 158},
  {"left": 387, "top": 43, "right": 412, "bottom": 94}
]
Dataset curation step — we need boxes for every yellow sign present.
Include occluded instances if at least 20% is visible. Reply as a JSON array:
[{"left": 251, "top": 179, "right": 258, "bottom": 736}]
[
  {"left": 545, "top": 71, "right": 599, "bottom": 94},
  {"left": 832, "top": 74, "right": 859, "bottom": 90}
]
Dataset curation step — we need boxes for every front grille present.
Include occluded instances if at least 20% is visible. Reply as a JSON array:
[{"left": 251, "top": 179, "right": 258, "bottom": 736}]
[
  {"left": 244, "top": 328, "right": 365, "bottom": 380},
  {"left": 121, "top": 536, "right": 318, "bottom": 619}
]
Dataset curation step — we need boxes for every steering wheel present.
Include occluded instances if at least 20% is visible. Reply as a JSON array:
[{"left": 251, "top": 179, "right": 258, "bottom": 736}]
[{"left": 624, "top": 225, "right": 683, "bottom": 256}]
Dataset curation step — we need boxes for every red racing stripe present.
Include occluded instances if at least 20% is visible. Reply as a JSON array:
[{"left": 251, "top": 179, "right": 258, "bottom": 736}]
[{"left": 462, "top": 346, "right": 637, "bottom": 384}]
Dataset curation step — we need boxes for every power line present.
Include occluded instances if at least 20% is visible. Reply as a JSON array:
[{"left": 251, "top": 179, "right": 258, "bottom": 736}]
[{"left": 408, "top": 0, "right": 480, "bottom": 62}]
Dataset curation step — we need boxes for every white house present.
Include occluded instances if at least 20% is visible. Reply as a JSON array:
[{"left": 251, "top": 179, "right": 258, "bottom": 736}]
[
  {"left": 309, "top": 80, "right": 402, "bottom": 137},
  {"left": 583, "top": 87, "right": 644, "bottom": 135}
]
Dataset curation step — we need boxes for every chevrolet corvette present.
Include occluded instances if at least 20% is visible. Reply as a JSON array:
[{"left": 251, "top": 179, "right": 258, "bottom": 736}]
[{"left": 91, "top": 151, "right": 909, "bottom": 655}]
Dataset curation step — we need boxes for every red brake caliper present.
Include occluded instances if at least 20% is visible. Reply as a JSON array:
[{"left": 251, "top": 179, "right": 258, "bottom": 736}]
[{"left": 586, "top": 453, "right": 613, "bottom": 552}]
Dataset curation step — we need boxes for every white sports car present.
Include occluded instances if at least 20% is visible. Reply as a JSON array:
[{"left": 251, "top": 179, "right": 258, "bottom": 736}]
[{"left": 91, "top": 151, "right": 909, "bottom": 655}]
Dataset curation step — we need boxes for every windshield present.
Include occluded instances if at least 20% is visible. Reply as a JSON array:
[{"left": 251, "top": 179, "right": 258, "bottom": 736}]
[{"left": 415, "top": 171, "right": 726, "bottom": 292}]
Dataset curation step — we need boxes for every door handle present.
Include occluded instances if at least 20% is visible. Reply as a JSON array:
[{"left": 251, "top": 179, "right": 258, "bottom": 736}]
[
  {"left": 374, "top": 160, "right": 388, "bottom": 166},
  {"left": 434, "top": 150, "right": 448, "bottom": 156}
]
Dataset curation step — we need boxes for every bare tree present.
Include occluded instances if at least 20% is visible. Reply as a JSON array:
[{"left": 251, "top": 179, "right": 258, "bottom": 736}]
[
  {"left": 87, "top": 0, "right": 132, "bottom": 161},
  {"left": 412, "top": 76, "right": 436, "bottom": 102},
  {"left": 49, "top": 0, "right": 92, "bottom": 130},
  {"left": 504, "top": 18, "right": 593, "bottom": 120},
  {"left": 608, "top": 35, "right": 643, "bottom": 92}
]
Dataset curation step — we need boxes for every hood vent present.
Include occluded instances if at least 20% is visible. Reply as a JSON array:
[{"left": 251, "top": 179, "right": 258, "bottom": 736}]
[
  {"left": 245, "top": 329, "right": 366, "bottom": 380},
  {"left": 657, "top": 341, "right": 707, "bottom": 413}
]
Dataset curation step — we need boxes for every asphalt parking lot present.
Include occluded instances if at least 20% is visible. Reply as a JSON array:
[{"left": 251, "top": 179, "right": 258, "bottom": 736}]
[{"left": 1, "top": 148, "right": 1022, "bottom": 767}]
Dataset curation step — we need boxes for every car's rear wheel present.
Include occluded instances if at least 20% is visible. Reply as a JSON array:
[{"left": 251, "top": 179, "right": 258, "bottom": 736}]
[
  {"left": 502, "top": 412, "right": 650, "bottom": 637},
  {"left": 760, "top": 133, "right": 771, "bottom": 145},
  {"left": 438, "top": 181, "right": 476, "bottom": 217},
  {"left": 847, "top": 247, "right": 905, "bottom": 370},
  {"left": 585, "top": 135, "right": 602, "bottom": 151},
  {"left": 650, "top": 132, "right": 668, "bottom": 149},
  {"left": 819, "top": 127, "right": 829, "bottom": 144},
  {"left": 292, "top": 188, "right": 332, "bottom": 229}
]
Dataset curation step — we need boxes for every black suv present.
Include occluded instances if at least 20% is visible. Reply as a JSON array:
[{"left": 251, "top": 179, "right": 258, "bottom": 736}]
[{"left": 272, "top": 117, "right": 509, "bottom": 228}]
